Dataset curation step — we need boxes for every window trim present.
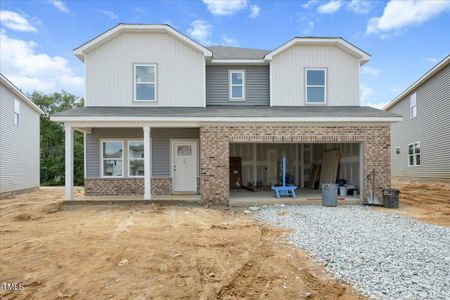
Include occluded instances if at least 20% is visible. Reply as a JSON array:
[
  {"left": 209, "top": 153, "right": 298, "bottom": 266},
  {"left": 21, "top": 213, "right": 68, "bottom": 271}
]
[
  {"left": 13, "top": 99, "right": 20, "bottom": 126},
  {"left": 410, "top": 92, "right": 417, "bottom": 119},
  {"left": 408, "top": 141, "right": 421, "bottom": 167},
  {"left": 128, "top": 139, "right": 145, "bottom": 178},
  {"left": 229, "top": 69, "right": 246, "bottom": 101},
  {"left": 305, "top": 68, "right": 327, "bottom": 105},
  {"left": 133, "top": 63, "right": 157, "bottom": 102},
  {"left": 100, "top": 139, "right": 124, "bottom": 178}
]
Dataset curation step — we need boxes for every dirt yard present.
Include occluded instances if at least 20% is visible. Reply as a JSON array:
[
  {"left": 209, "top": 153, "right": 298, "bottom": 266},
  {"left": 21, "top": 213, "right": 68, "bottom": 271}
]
[
  {"left": 374, "top": 180, "right": 450, "bottom": 226},
  {"left": 0, "top": 187, "right": 360, "bottom": 300}
]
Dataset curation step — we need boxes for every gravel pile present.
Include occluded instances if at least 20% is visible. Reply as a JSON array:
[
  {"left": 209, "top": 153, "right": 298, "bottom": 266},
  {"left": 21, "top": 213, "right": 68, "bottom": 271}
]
[{"left": 251, "top": 205, "right": 450, "bottom": 299}]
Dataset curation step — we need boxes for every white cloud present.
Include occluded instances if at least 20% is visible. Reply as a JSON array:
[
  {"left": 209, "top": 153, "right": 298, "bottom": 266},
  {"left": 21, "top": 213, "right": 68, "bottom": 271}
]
[
  {"left": 249, "top": 4, "right": 261, "bottom": 19},
  {"left": 187, "top": 20, "right": 213, "bottom": 45},
  {"left": 0, "top": 30, "right": 83, "bottom": 94},
  {"left": 48, "top": 0, "right": 71, "bottom": 14},
  {"left": 317, "top": 0, "right": 343, "bottom": 14},
  {"left": 221, "top": 35, "right": 239, "bottom": 47},
  {"left": 202, "top": 0, "right": 247, "bottom": 16},
  {"left": 98, "top": 9, "right": 118, "bottom": 19},
  {"left": 0, "top": 10, "right": 37, "bottom": 32},
  {"left": 360, "top": 84, "right": 374, "bottom": 102},
  {"left": 361, "top": 66, "right": 380, "bottom": 76},
  {"left": 302, "top": 0, "right": 319, "bottom": 9},
  {"left": 347, "top": 0, "right": 372, "bottom": 14},
  {"left": 423, "top": 56, "right": 439, "bottom": 65},
  {"left": 303, "top": 21, "right": 315, "bottom": 34},
  {"left": 367, "top": 0, "right": 450, "bottom": 34}
]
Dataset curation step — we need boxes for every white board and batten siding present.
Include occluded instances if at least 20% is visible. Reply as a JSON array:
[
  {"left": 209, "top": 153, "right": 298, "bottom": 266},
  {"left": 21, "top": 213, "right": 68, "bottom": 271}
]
[
  {"left": 85, "top": 32, "right": 206, "bottom": 107},
  {"left": 0, "top": 83, "right": 41, "bottom": 194},
  {"left": 270, "top": 45, "right": 360, "bottom": 106},
  {"left": 388, "top": 64, "right": 450, "bottom": 180}
]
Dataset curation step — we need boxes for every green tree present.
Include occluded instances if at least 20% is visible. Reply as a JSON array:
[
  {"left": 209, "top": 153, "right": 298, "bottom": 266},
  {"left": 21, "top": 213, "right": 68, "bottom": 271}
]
[{"left": 30, "top": 91, "right": 85, "bottom": 186}]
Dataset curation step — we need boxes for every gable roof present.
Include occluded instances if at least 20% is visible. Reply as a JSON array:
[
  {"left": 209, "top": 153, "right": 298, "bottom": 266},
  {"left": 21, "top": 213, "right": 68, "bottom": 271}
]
[
  {"left": 209, "top": 46, "right": 270, "bottom": 59},
  {"left": 73, "top": 24, "right": 213, "bottom": 61},
  {"left": 264, "top": 37, "right": 371, "bottom": 65},
  {"left": 0, "top": 74, "right": 44, "bottom": 115},
  {"left": 384, "top": 54, "right": 450, "bottom": 110}
]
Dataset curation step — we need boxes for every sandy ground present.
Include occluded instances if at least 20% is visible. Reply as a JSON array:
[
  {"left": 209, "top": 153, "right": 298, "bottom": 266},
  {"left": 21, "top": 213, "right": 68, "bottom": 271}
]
[
  {"left": 373, "top": 180, "right": 450, "bottom": 226},
  {"left": 0, "top": 187, "right": 360, "bottom": 300}
]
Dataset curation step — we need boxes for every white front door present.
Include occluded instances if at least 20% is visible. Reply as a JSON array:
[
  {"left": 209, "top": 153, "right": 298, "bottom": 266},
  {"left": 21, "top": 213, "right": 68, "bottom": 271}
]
[{"left": 172, "top": 140, "right": 197, "bottom": 193}]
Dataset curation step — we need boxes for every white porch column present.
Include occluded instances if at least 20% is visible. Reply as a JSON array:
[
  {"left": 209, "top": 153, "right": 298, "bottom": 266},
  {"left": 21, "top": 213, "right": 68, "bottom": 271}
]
[
  {"left": 143, "top": 126, "right": 152, "bottom": 200},
  {"left": 64, "top": 124, "right": 74, "bottom": 200}
]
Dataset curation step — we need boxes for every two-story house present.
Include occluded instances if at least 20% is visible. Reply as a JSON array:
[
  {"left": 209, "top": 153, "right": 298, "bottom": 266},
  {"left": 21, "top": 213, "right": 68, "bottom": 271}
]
[
  {"left": 51, "top": 24, "right": 401, "bottom": 205},
  {"left": 384, "top": 55, "right": 450, "bottom": 182}
]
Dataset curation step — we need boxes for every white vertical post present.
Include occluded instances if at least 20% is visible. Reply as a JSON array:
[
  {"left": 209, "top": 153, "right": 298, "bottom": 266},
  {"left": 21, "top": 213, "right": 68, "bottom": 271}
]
[
  {"left": 295, "top": 144, "right": 299, "bottom": 186},
  {"left": 253, "top": 143, "right": 257, "bottom": 186},
  {"left": 300, "top": 144, "right": 305, "bottom": 188},
  {"left": 64, "top": 124, "right": 74, "bottom": 200},
  {"left": 143, "top": 126, "right": 152, "bottom": 200}
]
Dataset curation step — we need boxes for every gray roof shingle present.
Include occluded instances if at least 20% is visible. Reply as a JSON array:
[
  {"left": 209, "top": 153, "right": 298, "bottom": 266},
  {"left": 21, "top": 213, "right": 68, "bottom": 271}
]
[
  {"left": 209, "top": 46, "right": 270, "bottom": 59},
  {"left": 53, "top": 105, "right": 400, "bottom": 118}
]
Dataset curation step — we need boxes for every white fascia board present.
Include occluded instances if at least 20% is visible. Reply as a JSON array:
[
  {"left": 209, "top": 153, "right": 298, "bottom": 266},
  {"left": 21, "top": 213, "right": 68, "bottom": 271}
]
[
  {"left": 51, "top": 115, "right": 402, "bottom": 123},
  {"left": 210, "top": 59, "right": 267, "bottom": 65},
  {"left": 384, "top": 55, "right": 450, "bottom": 110},
  {"left": 74, "top": 24, "right": 212, "bottom": 61},
  {"left": 0, "top": 74, "right": 44, "bottom": 114},
  {"left": 265, "top": 37, "right": 371, "bottom": 65}
]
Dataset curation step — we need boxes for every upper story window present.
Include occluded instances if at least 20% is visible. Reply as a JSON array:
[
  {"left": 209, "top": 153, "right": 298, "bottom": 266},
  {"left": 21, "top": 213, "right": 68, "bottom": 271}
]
[
  {"left": 408, "top": 142, "right": 421, "bottom": 167},
  {"left": 134, "top": 64, "right": 156, "bottom": 102},
  {"left": 410, "top": 93, "right": 417, "bottom": 119},
  {"left": 102, "top": 141, "right": 123, "bottom": 177},
  {"left": 305, "top": 68, "right": 326, "bottom": 104},
  {"left": 229, "top": 70, "right": 245, "bottom": 100},
  {"left": 13, "top": 99, "right": 20, "bottom": 126}
]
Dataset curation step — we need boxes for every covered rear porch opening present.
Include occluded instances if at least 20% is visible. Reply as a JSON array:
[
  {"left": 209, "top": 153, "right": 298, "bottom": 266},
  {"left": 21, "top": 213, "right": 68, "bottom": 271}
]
[{"left": 229, "top": 142, "right": 363, "bottom": 205}]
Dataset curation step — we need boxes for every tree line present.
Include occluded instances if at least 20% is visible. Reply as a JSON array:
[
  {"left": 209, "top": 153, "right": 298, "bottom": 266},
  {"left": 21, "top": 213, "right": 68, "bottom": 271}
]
[{"left": 30, "top": 91, "right": 84, "bottom": 186}]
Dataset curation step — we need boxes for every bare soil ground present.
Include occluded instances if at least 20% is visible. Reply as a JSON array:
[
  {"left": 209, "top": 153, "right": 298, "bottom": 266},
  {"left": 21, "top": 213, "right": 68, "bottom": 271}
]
[
  {"left": 373, "top": 180, "right": 450, "bottom": 226},
  {"left": 0, "top": 187, "right": 361, "bottom": 300}
]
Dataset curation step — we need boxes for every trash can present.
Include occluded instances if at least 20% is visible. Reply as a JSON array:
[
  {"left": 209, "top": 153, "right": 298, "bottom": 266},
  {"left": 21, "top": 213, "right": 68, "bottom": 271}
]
[
  {"left": 382, "top": 189, "right": 400, "bottom": 208},
  {"left": 322, "top": 184, "right": 338, "bottom": 207}
]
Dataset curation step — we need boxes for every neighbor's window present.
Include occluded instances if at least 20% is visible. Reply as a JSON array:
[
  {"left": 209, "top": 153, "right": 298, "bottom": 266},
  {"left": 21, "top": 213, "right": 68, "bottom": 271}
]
[
  {"left": 128, "top": 140, "right": 144, "bottom": 177},
  {"left": 395, "top": 147, "right": 400, "bottom": 156},
  {"left": 134, "top": 64, "right": 156, "bottom": 101},
  {"left": 229, "top": 70, "right": 245, "bottom": 100},
  {"left": 306, "top": 68, "right": 326, "bottom": 104},
  {"left": 410, "top": 93, "right": 417, "bottom": 118},
  {"left": 102, "top": 141, "right": 123, "bottom": 177},
  {"left": 408, "top": 142, "right": 421, "bottom": 167},
  {"left": 13, "top": 99, "right": 20, "bottom": 126}
]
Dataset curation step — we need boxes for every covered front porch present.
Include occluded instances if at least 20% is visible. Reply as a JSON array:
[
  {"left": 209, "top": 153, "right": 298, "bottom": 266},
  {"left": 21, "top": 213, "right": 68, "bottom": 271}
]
[{"left": 63, "top": 124, "right": 200, "bottom": 201}]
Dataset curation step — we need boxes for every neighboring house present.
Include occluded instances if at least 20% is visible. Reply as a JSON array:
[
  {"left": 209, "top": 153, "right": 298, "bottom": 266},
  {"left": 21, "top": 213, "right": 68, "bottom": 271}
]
[
  {"left": 0, "top": 74, "right": 44, "bottom": 197},
  {"left": 384, "top": 55, "right": 450, "bottom": 182},
  {"left": 51, "top": 24, "right": 401, "bottom": 205}
]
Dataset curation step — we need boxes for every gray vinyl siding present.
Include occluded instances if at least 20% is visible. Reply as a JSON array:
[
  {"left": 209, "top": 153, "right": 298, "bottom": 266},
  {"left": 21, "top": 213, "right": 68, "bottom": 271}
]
[
  {"left": 206, "top": 65, "right": 270, "bottom": 105},
  {"left": 85, "top": 128, "right": 199, "bottom": 177},
  {"left": 0, "top": 83, "right": 41, "bottom": 193},
  {"left": 388, "top": 64, "right": 450, "bottom": 180}
]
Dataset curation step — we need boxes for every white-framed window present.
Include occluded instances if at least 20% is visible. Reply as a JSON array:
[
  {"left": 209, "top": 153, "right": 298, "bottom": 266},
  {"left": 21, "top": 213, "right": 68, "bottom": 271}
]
[
  {"left": 13, "top": 99, "right": 20, "bottom": 126},
  {"left": 229, "top": 70, "right": 245, "bottom": 100},
  {"left": 408, "top": 142, "right": 421, "bottom": 167},
  {"left": 128, "top": 140, "right": 144, "bottom": 177},
  {"left": 101, "top": 140, "right": 124, "bottom": 177},
  {"left": 395, "top": 147, "right": 400, "bottom": 156},
  {"left": 134, "top": 64, "right": 157, "bottom": 102},
  {"left": 410, "top": 93, "right": 417, "bottom": 118},
  {"left": 305, "top": 68, "right": 327, "bottom": 104}
]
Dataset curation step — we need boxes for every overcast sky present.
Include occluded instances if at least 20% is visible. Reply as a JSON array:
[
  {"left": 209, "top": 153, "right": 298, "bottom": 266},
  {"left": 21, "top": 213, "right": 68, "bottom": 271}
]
[{"left": 1, "top": 0, "right": 449, "bottom": 108}]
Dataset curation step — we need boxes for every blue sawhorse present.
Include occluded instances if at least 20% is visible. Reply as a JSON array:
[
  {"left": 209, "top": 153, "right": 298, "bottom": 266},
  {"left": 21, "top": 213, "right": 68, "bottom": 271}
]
[{"left": 271, "top": 157, "right": 298, "bottom": 199}]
